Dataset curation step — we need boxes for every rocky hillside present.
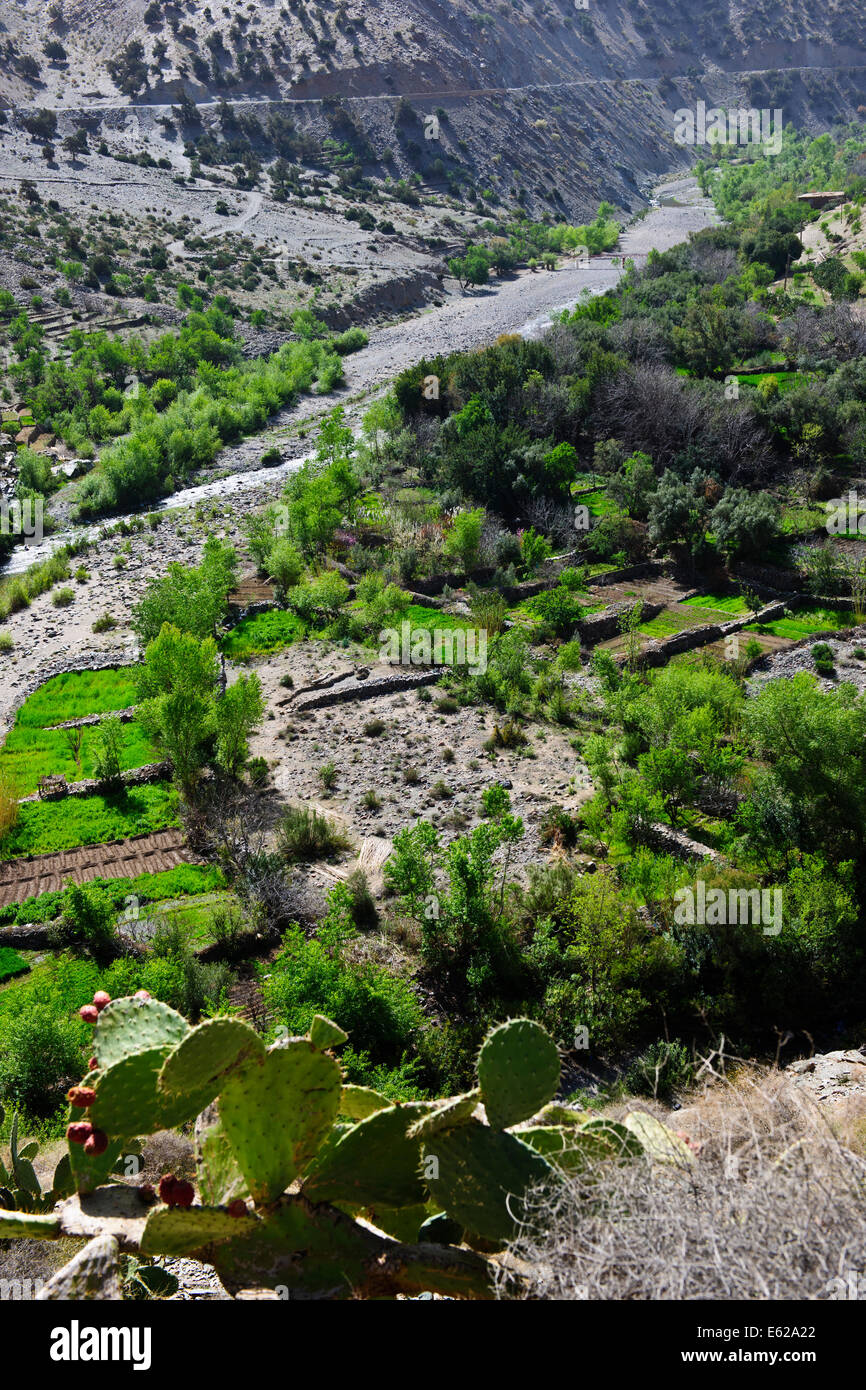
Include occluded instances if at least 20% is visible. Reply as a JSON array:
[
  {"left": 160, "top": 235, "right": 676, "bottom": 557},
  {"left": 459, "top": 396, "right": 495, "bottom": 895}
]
[{"left": 1, "top": 0, "right": 865, "bottom": 219}]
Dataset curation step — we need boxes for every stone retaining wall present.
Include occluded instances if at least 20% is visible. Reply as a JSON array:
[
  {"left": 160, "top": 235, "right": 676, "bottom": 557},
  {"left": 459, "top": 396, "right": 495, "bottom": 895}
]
[
  {"left": 644, "top": 822, "right": 724, "bottom": 862},
  {"left": 628, "top": 601, "right": 786, "bottom": 669},
  {"left": 578, "top": 599, "right": 664, "bottom": 644},
  {"left": 18, "top": 761, "right": 171, "bottom": 805},
  {"left": 294, "top": 669, "right": 441, "bottom": 711}
]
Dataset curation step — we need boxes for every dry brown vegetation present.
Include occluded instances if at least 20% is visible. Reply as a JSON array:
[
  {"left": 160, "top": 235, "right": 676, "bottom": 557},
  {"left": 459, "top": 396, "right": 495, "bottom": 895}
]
[{"left": 502, "top": 1070, "right": 866, "bottom": 1300}]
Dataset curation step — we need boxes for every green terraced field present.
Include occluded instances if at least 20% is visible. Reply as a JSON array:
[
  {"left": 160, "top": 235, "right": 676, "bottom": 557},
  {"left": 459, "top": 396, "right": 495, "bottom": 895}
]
[
  {"left": 14, "top": 667, "right": 140, "bottom": 728},
  {"left": 221, "top": 609, "right": 307, "bottom": 659},
  {"left": 744, "top": 606, "right": 853, "bottom": 640},
  {"left": 3, "top": 783, "right": 179, "bottom": 859}
]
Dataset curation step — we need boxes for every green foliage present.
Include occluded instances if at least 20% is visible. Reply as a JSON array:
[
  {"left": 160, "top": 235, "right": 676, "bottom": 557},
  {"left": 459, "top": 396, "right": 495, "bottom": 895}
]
[
  {"left": 133, "top": 536, "right": 237, "bottom": 643},
  {"left": 58, "top": 880, "right": 117, "bottom": 960},
  {"left": 0, "top": 1004, "right": 680, "bottom": 1298},
  {"left": 0, "top": 948, "right": 28, "bottom": 984},
  {"left": 3, "top": 783, "right": 179, "bottom": 859}
]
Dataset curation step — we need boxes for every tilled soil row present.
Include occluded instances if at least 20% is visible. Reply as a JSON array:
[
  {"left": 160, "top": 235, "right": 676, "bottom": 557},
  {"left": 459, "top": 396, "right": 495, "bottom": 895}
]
[{"left": 0, "top": 828, "right": 198, "bottom": 908}]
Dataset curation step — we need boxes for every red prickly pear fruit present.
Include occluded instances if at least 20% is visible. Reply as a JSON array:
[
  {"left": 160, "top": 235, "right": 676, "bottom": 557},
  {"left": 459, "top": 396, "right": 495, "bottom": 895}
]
[
  {"left": 79, "top": 1004, "right": 99, "bottom": 1024},
  {"left": 67, "top": 1086, "right": 96, "bottom": 1108},
  {"left": 159, "top": 1174, "right": 193, "bottom": 1207},
  {"left": 133, "top": 990, "right": 151, "bottom": 1002},
  {"left": 138, "top": 1183, "right": 157, "bottom": 1204},
  {"left": 158, "top": 1173, "right": 178, "bottom": 1204},
  {"left": 67, "top": 1122, "right": 93, "bottom": 1145},
  {"left": 83, "top": 1129, "right": 109, "bottom": 1156},
  {"left": 227, "top": 1199, "right": 247, "bottom": 1218},
  {"left": 92, "top": 991, "right": 111, "bottom": 1012},
  {"left": 88, "top": 1057, "right": 99, "bottom": 1072}
]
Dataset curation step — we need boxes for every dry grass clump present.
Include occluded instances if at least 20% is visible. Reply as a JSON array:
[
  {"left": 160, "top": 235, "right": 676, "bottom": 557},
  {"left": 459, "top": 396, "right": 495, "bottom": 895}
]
[
  {"left": 0, "top": 768, "right": 19, "bottom": 847},
  {"left": 501, "top": 1069, "right": 866, "bottom": 1300}
]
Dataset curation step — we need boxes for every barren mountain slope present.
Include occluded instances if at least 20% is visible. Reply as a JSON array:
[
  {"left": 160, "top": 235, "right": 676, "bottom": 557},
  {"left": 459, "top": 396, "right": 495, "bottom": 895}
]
[{"left": 1, "top": 0, "right": 865, "bottom": 221}]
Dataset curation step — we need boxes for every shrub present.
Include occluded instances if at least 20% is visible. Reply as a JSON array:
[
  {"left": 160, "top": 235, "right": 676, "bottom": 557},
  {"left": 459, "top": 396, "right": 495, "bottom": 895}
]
[
  {"left": 361, "top": 789, "right": 381, "bottom": 810},
  {"left": 0, "top": 632, "right": 12, "bottom": 653},
  {"left": 57, "top": 880, "right": 118, "bottom": 960},
  {"left": 247, "top": 755, "right": 269, "bottom": 786},
  {"left": 333, "top": 326, "right": 369, "bottom": 355},
  {"left": 319, "top": 760, "right": 338, "bottom": 790},
  {"left": 363, "top": 717, "right": 386, "bottom": 737},
  {"left": 92, "top": 612, "right": 118, "bottom": 632},
  {"left": 262, "top": 922, "right": 423, "bottom": 1072},
  {"left": 277, "top": 805, "right": 351, "bottom": 861},
  {"left": 625, "top": 1039, "right": 694, "bottom": 1100},
  {"left": 435, "top": 696, "right": 459, "bottom": 714},
  {"left": 0, "top": 1005, "right": 84, "bottom": 1116},
  {"left": 51, "top": 587, "right": 75, "bottom": 608}
]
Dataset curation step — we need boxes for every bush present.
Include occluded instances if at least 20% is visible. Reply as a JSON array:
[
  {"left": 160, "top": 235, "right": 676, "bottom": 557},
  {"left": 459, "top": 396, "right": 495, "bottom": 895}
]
[
  {"left": 51, "top": 587, "right": 75, "bottom": 608},
  {"left": 247, "top": 755, "right": 269, "bottom": 786},
  {"left": 92, "top": 613, "right": 118, "bottom": 633},
  {"left": 625, "top": 1039, "right": 694, "bottom": 1100},
  {"left": 262, "top": 922, "right": 423, "bottom": 1073},
  {"left": 58, "top": 880, "right": 117, "bottom": 960},
  {"left": 0, "top": 1004, "right": 84, "bottom": 1116},
  {"left": 277, "top": 805, "right": 351, "bottom": 861},
  {"left": 333, "top": 326, "right": 369, "bottom": 355}
]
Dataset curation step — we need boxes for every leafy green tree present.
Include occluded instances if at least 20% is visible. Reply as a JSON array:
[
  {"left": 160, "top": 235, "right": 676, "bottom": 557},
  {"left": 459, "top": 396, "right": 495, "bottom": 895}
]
[
  {"left": 137, "top": 626, "right": 219, "bottom": 795},
  {"left": 742, "top": 674, "right": 866, "bottom": 863},
  {"left": 607, "top": 451, "right": 657, "bottom": 521},
  {"left": 215, "top": 674, "right": 266, "bottom": 779},
  {"left": 445, "top": 508, "right": 485, "bottom": 570},
  {"left": 709, "top": 488, "right": 781, "bottom": 561},
  {"left": 133, "top": 537, "right": 236, "bottom": 643},
  {"left": 266, "top": 537, "right": 305, "bottom": 594},
  {"left": 647, "top": 471, "right": 709, "bottom": 556},
  {"left": 93, "top": 716, "right": 124, "bottom": 789}
]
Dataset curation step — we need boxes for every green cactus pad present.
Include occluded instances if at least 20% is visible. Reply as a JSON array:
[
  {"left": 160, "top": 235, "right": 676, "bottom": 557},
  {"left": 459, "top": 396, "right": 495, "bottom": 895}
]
[
  {"left": 65, "top": 1084, "right": 129, "bottom": 1196},
  {"left": 141, "top": 1206, "right": 256, "bottom": 1257},
  {"left": 339, "top": 1085, "right": 391, "bottom": 1119},
  {"left": 158, "top": 1018, "right": 264, "bottom": 1103},
  {"left": 301, "top": 1102, "right": 432, "bottom": 1210},
  {"left": 517, "top": 1117, "right": 643, "bottom": 1172},
  {"left": 219, "top": 1042, "right": 342, "bottom": 1204},
  {"left": 50, "top": 1152, "right": 75, "bottom": 1200},
  {"left": 477, "top": 1018, "right": 560, "bottom": 1130},
  {"left": 408, "top": 1090, "right": 480, "bottom": 1141},
  {"left": 206, "top": 1196, "right": 493, "bottom": 1300},
  {"left": 419, "top": 1212, "right": 464, "bottom": 1246},
  {"left": 423, "top": 1119, "right": 555, "bottom": 1245},
  {"left": 362, "top": 1202, "right": 429, "bottom": 1243},
  {"left": 533, "top": 1103, "right": 591, "bottom": 1126},
  {"left": 90, "top": 1048, "right": 214, "bottom": 1137},
  {"left": 624, "top": 1111, "right": 695, "bottom": 1164},
  {"left": 196, "top": 1113, "right": 249, "bottom": 1208},
  {"left": 0, "top": 1209, "right": 61, "bottom": 1238},
  {"left": 210, "top": 1196, "right": 381, "bottom": 1297},
  {"left": 309, "top": 1015, "right": 349, "bottom": 1050},
  {"left": 94, "top": 997, "right": 189, "bottom": 1071}
]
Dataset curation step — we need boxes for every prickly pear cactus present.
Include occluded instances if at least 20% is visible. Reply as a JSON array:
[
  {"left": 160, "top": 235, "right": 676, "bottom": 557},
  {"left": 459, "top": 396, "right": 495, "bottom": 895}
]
[
  {"left": 0, "top": 1004, "right": 691, "bottom": 1299},
  {"left": 477, "top": 1018, "right": 561, "bottom": 1130}
]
